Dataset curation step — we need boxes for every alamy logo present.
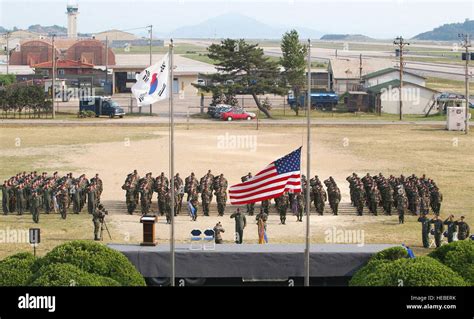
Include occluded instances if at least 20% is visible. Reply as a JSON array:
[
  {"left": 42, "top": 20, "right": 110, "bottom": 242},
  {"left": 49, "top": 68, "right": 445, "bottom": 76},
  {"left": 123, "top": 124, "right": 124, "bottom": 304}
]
[{"left": 18, "top": 293, "right": 56, "bottom": 313}]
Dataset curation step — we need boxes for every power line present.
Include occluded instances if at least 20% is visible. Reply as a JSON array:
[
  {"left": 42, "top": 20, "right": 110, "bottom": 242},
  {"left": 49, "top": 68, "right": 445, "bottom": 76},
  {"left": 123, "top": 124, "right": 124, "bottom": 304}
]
[
  {"left": 394, "top": 36, "right": 410, "bottom": 121},
  {"left": 459, "top": 33, "right": 471, "bottom": 135}
]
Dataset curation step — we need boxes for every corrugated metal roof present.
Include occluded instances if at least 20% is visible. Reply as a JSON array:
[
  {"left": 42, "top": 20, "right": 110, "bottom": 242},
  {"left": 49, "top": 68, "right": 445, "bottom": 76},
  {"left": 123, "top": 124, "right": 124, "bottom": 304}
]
[{"left": 329, "top": 58, "right": 394, "bottom": 80}]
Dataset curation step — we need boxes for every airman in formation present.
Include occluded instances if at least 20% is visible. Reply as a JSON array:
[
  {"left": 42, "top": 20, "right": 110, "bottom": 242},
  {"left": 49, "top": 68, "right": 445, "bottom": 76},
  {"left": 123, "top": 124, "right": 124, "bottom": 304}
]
[{"left": 2, "top": 171, "right": 103, "bottom": 222}]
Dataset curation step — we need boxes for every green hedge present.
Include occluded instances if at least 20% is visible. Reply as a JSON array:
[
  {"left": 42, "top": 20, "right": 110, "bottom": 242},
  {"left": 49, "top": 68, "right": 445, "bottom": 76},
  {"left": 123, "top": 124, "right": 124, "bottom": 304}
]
[
  {"left": 428, "top": 241, "right": 474, "bottom": 285},
  {"left": 30, "top": 263, "right": 120, "bottom": 287},
  {"left": 34, "top": 240, "right": 145, "bottom": 286},
  {"left": 0, "top": 252, "right": 36, "bottom": 286},
  {"left": 350, "top": 256, "right": 467, "bottom": 286},
  {"left": 371, "top": 246, "right": 408, "bottom": 261}
]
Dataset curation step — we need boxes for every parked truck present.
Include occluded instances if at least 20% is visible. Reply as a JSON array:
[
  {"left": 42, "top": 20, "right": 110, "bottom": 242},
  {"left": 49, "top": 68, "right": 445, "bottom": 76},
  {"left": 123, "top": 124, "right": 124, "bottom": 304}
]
[
  {"left": 288, "top": 91, "right": 339, "bottom": 110},
  {"left": 79, "top": 96, "right": 125, "bottom": 118}
]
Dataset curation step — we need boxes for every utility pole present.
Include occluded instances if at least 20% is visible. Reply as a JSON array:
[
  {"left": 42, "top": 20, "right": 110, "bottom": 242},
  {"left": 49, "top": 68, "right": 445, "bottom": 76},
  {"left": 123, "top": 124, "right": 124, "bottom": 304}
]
[
  {"left": 4, "top": 31, "right": 10, "bottom": 74},
  {"left": 304, "top": 38, "right": 311, "bottom": 287},
  {"left": 459, "top": 33, "right": 471, "bottom": 134},
  {"left": 359, "top": 53, "right": 363, "bottom": 83},
  {"left": 394, "top": 36, "right": 409, "bottom": 121},
  {"left": 52, "top": 34, "right": 56, "bottom": 119},
  {"left": 105, "top": 36, "right": 109, "bottom": 94}
]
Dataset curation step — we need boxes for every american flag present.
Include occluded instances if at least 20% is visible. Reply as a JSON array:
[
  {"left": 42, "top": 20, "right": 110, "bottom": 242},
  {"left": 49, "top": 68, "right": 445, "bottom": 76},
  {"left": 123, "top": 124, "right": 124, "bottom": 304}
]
[{"left": 229, "top": 148, "right": 302, "bottom": 205}]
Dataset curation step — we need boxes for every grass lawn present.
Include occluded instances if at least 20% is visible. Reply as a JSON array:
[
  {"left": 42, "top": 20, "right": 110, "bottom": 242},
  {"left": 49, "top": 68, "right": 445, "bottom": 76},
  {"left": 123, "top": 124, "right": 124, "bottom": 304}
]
[
  {"left": 267, "top": 108, "right": 452, "bottom": 121},
  {"left": 0, "top": 126, "right": 163, "bottom": 180},
  {"left": 181, "top": 53, "right": 216, "bottom": 65},
  {"left": 0, "top": 124, "right": 472, "bottom": 259},
  {"left": 426, "top": 77, "right": 471, "bottom": 94},
  {"left": 0, "top": 213, "right": 120, "bottom": 259}
]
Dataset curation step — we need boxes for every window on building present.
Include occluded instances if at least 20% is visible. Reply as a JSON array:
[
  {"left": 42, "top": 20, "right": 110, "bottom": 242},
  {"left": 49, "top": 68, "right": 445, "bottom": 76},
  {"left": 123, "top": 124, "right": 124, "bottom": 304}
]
[
  {"left": 58, "top": 69, "right": 65, "bottom": 76},
  {"left": 127, "top": 72, "right": 137, "bottom": 80}
]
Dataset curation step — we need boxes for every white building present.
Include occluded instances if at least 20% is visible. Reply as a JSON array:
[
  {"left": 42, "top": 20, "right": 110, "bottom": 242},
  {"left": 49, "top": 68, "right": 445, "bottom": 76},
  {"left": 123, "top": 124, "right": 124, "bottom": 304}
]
[
  {"left": 367, "top": 80, "right": 438, "bottom": 115},
  {"left": 363, "top": 67, "right": 426, "bottom": 88}
]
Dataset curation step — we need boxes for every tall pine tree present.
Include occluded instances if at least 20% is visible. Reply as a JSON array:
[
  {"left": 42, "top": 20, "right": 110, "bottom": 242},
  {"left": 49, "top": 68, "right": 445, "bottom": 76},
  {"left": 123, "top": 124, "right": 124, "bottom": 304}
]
[
  {"left": 280, "top": 30, "right": 307, "bottom": 116},
  {"left": 196, "top": 39, "right": 285, "bottom": 118}
]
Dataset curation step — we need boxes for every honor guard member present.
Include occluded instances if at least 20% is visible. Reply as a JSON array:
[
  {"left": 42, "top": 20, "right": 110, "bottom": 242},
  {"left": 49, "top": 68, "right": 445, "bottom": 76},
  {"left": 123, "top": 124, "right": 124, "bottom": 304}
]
[
  {"left": 430, "top": 215, "right": 444, "bottom": 248},
  {"left": 456, "top": 216, "right": 470, "bottom": 240},
  {"left": 417, "top": 213, "right": 431, "bottom": 248},
  {"left": 443, "top": 215, "right": 457, "bottom": 243}
]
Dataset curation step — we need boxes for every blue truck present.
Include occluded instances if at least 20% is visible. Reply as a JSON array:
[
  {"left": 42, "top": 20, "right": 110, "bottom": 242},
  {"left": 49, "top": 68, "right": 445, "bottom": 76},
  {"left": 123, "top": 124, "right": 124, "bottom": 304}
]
[
  {"left": 288, "top": 92, "right": 339, "bottom": 110},
  {"left": 79, "top": 96, "right": 125, "bottom": 118}
]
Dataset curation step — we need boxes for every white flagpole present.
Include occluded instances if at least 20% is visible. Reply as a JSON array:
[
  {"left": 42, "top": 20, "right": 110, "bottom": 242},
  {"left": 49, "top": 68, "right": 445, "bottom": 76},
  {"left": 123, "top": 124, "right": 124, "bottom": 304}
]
[
  {"left": 169, "top": 39, "right": 176, "bottom": 287},
  {"left": 304, "top": 38, "right": 311, "bottom": 287}
]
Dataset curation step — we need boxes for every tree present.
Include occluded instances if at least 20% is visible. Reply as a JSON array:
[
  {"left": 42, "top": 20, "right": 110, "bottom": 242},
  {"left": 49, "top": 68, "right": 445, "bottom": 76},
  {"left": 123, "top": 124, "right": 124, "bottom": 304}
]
[
  {"left": 0, "top": 74, "right": 16, "bottom": 86},
  {"left": 280, "top": 30, "right": 307, "bottom": 116},
  {"left": 196, "top": 39, "right": 285, "bottom": 118}
]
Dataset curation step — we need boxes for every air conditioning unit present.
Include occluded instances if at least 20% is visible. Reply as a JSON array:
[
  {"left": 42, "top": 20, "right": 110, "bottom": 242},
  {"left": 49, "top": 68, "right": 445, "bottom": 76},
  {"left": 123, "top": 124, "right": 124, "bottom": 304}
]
[{"left": 446, "top": 107, "right": 467, "bottom": 131}]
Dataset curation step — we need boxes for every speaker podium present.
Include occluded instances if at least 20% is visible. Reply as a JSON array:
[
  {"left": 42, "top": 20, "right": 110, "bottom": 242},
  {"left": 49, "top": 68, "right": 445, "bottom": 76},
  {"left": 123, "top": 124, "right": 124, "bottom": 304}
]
[{"left": 140, "top": 215, "right": 157, "bottom": 246}]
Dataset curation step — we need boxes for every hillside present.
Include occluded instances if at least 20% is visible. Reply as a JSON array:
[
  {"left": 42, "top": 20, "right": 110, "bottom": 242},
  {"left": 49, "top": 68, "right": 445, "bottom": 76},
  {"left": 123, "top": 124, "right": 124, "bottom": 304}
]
[
  {"left": 165, "top": 12, "right": 323, "bottom": 39},
  {"left": 320, "top": 34, "right": 374, "bottom": 41},
  {"left": 413, "top": 19, "right": 474, "bottom": 41},
  {"left": 27, "top": 24, "right": 67, "bottom": 36}
]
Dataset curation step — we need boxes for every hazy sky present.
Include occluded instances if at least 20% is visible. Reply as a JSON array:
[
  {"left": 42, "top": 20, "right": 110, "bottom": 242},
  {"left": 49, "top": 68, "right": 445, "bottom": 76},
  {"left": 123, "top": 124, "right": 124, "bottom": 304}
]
[{"left": 0, "top": 0, "right": 473, "bottom": 38}]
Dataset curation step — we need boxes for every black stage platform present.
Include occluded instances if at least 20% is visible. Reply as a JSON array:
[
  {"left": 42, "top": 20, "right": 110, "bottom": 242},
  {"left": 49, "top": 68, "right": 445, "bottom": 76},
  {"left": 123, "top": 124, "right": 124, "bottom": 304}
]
[{"left": 109, "top": 244, "right": 397, "bottom": 279}]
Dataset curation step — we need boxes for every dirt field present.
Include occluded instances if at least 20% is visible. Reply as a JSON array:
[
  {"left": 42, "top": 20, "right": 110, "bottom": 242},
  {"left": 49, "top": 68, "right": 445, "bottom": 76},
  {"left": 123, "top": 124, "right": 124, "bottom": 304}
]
[{"left": 0, "top": 124, "right": 473, "bottom": 258}]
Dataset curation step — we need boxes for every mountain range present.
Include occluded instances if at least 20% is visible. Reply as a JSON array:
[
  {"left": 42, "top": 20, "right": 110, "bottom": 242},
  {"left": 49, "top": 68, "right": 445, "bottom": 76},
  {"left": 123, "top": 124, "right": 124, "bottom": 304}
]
[
  {"left": 412, "top": 19, "right": 473, "bottom": 41},
  {"left": 1, "top": 15, "right": 472, "bottom": 41},
  {"left": 156, "top": 13, "right": 324, "bottom": 39},
  {"left": 320, "top": 34, "right": 374, "bottom": 41}
]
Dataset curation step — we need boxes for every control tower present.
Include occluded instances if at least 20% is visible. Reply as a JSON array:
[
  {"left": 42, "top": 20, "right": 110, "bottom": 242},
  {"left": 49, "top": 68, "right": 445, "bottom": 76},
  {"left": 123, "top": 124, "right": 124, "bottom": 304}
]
[{"left": 66, "top": 2, "right": 79, "bottom": 38}]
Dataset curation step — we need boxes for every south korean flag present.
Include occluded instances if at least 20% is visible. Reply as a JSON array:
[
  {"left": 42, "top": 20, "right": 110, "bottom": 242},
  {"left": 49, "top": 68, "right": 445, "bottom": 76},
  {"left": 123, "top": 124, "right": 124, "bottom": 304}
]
[{"left": 132, "top": 53, "right": 169, "bottom": 106}]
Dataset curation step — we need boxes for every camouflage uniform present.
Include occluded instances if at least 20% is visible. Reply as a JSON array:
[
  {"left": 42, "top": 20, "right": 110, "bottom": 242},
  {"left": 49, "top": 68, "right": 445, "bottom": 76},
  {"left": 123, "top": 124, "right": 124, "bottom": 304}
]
[
  {"left": 155, "top": 173, "right": 169, "bottom": 216},
  {"left": 199, "top": 174, "right": 213, "bottom": 216},
  {"left": 214, "top": 174, "right": 228, "bottom": 216},
  {"left": 92, "top": 205, "right": 107, "bottom": 241},
  {"left": 275, "top": 192, "right": 289, "bottom": 224},
  {"left": 42, "top": 183, "right": 53, "bottom": 214},
  {"left": 1, "top": 182, "right": 10, "bottom": 215},
  {"left": 261, "top": 199, "right": 270, "bottom": 214},
  {"left": 86, "top": 184, "right": 98, "bottom": 215},
  {"left": 295, "top": 192, "right": 304, "bottom": 221},
  {"left": 174, "top": 174, "right": 184, "bottom": 214},
  {"left": 456, "top": 218, "right": 470, "bottom": 240},
  {"left": 312, "top": 185, "right": 326, "bottom": 216},
  {"left": 242, "top": 173, "right": 255, "bottom": 215},
  {"left": 396, "top": 188, "right": 408, "bottom": 224},
  {"left": 30, "top": 192, "right": 40, "bottom": 223},
  {"left": 16, "top": 185, "right": 26, "bottom": 215},
  {"left": 325, "top": 178, "right": 341, "bottom": 216},
  {"left": 57, "top": 186, "right": 69, "bottom": 219},
  {"left": 354, "top": 183, "right": 365, "bottom": 216},
  {"left": 90, "top": 174, "right": 103, "bottom": 202}
]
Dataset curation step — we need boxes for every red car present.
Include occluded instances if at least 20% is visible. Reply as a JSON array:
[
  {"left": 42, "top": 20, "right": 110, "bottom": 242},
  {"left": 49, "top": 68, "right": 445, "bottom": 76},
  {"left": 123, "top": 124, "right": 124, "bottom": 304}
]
[{"left": 221, "top": 108, "right": 256, "bottom": 121}]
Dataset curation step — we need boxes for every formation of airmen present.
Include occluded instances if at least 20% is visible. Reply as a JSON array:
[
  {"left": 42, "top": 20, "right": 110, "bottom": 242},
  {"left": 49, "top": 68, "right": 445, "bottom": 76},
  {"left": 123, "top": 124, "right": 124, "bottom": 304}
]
[
  {"left": 1, "top": 171, "right": 103, "bottom": 223},
  {"left": 122, "top": 170, "right": 228, "bottom": 223},
  {"left": 346, "top": 173, "right": 443, "bottom": 222}
]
